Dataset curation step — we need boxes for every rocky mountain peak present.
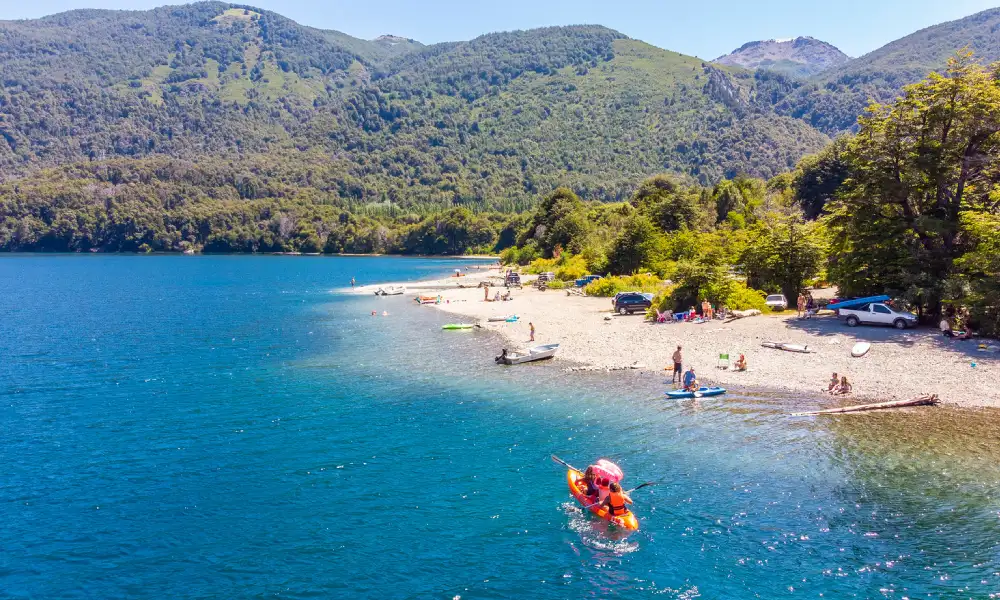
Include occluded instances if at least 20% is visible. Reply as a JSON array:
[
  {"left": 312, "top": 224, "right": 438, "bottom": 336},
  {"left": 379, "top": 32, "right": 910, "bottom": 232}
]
[{"left": 715, "top": 36, "right": 850, "bottom": 78}]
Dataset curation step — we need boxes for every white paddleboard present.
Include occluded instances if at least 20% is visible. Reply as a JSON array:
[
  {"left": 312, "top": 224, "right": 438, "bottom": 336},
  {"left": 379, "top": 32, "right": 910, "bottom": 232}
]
[{"left": 851, "top": 342, "right": 871, "bottom": 357}]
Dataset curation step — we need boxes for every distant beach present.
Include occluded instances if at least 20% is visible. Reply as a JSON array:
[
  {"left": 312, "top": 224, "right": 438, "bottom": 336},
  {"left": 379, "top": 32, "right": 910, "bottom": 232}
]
[{"left": 360, "top": 267, "right": 1000, "bottom": 408}]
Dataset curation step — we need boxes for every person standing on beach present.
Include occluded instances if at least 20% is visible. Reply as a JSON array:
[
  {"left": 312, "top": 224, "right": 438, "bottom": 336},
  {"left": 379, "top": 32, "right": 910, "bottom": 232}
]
[
  {"left": 351, "top": 277, "right": 356, "bottom": 289},
  {"left": 484, "top": 285, "right": 490, "bottom": 302},
  {"left": 796, "top": 293, "right": 805, "bottom": 318},
  {"left": 529, "top": 322, "right": 535, "bottom": 342},
  {"left": 671, "top": 346, "right": 683, "bottom": 384}
]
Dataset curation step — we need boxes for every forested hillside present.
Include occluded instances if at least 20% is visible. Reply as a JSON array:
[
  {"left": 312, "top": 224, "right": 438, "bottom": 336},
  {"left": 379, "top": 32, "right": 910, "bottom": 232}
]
[
  {"left": 2, "top": 1, "right": 1000, "bottom": 263},
  {"left": 0, "top": 2, "right": 829, "bottom": 196},
  {"left": 772, "top": 8, "right": 1000, "bottom": 133}
]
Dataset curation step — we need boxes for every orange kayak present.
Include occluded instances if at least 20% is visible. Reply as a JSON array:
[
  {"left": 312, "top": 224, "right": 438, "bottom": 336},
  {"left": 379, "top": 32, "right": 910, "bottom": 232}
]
[{"left": 567, "top": 469, "right": 639, "bottom": 531}]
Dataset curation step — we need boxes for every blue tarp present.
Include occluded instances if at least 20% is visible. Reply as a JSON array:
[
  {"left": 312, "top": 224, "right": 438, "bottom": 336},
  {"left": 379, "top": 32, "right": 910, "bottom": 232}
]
[{"left": 827, "top": 295, "right": 891, "bottom": 310}]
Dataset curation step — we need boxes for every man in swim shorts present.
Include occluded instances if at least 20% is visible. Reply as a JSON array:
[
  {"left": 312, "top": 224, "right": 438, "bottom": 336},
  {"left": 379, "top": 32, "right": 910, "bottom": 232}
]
[{"left": 671, "top": 345, "right": 683, "bottom": 384}]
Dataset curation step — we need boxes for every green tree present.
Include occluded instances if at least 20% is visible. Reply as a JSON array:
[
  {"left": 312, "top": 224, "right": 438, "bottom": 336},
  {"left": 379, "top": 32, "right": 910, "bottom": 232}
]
[
  {"left": 955, "top": 212, "right": 1000, "bottom": 336},
  {"left": 831, "top": 53, "right": 1000, "bottom": 315},
  {"left": 739, "top": 214, "right": 825, "bottom": 300},
  {"left": 606, "top": 213, "right": 659, "bottom": 274},
  {"left": 793, "top": 136, "right": 850, "bottom": 219},
  {"left": 631, "top": 174, "right": 701, "bottom": 232}
]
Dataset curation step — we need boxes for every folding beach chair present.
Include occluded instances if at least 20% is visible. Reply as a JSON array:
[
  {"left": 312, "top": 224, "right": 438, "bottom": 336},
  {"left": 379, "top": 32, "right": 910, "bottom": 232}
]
[{"left": 717, "top": 353, "right": 730, "bottom": 370}]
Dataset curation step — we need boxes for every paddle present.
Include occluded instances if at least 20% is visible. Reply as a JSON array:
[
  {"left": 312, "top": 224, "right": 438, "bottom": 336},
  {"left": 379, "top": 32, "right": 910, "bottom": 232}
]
[
  {"left": 550, "top": 454, "right": 580, "bottom": 473},
  {"left": 580, "top": 482, "right": 657, "bottom": 511}
]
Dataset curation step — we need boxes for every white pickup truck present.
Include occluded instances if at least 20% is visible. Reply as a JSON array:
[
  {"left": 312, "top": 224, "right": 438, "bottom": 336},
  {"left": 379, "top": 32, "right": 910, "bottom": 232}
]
[{"left": 840, "top": 302, "right": 919, "bottom": 330}]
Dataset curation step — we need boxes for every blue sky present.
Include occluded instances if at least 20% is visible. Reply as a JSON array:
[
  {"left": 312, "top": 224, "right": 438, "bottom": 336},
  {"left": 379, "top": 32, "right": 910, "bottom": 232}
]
[{"left": 4, "top": 0, "right": 999, "bottom": 59}]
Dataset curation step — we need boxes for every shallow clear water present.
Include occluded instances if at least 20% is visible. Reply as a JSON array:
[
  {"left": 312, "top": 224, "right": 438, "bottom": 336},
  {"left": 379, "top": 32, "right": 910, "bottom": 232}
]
[{"left": 3, "top": 255, "right": 1000, "bottom": 599}]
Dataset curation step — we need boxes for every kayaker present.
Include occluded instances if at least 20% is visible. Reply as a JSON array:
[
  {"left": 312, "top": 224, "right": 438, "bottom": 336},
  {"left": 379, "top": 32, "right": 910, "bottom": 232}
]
[
  {"left": 577, "top": 466, "right": 600, "bottom": 499},
  {"left": 683, "top": 367, "right": 698, "bottom": 392},
  {"left": 600, "top": 481, "right": 633, "bottom": 517}
]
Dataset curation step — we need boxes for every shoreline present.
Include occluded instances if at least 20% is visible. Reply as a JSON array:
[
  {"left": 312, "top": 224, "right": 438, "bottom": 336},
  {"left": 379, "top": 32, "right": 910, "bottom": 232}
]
[{"left": 377, "top": 268, "right": 999, "bottom": 409}]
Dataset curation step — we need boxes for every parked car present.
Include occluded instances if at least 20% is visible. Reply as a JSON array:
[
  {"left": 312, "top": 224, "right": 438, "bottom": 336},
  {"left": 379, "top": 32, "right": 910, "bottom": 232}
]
[
  {"left": 765, "top": 294, "right": 788, "bottom": 311},
  {"left": 840, "top": 302, "right": 919, "bottom": 330},
  {"left": 613, "top": 292, "right": 653, "bottom": 315}
]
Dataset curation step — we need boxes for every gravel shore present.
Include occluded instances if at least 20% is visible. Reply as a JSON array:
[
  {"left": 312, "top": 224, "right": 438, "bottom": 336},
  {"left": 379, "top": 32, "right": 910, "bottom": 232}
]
[{"left": 358, "top": 269, "right": 999, "bottom": 408}]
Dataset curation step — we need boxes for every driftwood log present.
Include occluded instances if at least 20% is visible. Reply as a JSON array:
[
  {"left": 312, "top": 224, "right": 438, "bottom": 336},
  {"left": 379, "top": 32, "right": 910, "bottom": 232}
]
[{"left": 792, "top": 394, "right": 940, "bottom": 416}]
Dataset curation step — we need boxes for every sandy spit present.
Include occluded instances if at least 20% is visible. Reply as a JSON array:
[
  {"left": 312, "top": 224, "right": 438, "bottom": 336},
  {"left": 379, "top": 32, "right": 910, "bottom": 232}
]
[{"left": 358, "top": 268, "right": 999, "bottom": 409}]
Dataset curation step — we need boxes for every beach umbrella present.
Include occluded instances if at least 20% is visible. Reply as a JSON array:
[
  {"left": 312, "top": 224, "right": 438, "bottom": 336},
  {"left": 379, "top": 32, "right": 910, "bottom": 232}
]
[{"left": 593, "top": 459, "right": 623, "bottom": 483}]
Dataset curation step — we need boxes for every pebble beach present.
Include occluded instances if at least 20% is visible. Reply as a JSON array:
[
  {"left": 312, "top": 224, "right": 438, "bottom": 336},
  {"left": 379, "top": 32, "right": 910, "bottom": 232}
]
[{"left": 357, "top": 268, "right": 1000, "bottom": 408}]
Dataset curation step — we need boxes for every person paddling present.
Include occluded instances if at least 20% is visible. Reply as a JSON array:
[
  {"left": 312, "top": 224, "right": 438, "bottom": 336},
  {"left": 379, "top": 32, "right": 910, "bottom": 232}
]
[
  {"left": 683, "top": 366, "right": 698, "bottom": 392},
  {"left": 600, "top": 481, "right": 633, "bottom": 517},
  {"left": 577, "top": 466, "right": 600, "bottom": 499}
]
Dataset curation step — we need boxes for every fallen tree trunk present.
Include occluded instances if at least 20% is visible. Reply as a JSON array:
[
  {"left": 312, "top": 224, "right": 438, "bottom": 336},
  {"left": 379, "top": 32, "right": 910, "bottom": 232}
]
[{"left": 792, "top": 394, "right": 940, "bottom": 416}]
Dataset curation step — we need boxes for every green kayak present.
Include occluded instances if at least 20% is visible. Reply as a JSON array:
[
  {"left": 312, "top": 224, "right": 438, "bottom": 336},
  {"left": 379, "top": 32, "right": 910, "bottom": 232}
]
[{"left": 442, "top": 324, "right": 474, "bottom": 330}]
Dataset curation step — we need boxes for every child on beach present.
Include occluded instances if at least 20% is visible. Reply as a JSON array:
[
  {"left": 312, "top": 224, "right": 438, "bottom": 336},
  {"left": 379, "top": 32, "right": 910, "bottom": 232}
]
[
  {"left": 529, "top": 322, "right": 535, "bottom": 342},
  {"left": 826, "top": 373, "right": 839, "bottom": 393},
  {"left": 837, "top": 376, "right": 852, "bottom": 395},
  {"left": 734, "top": 354, "right": 747, "bottom": 371}
]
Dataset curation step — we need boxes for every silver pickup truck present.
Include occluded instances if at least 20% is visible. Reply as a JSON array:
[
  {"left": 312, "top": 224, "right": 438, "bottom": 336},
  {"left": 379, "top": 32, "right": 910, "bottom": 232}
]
[{"left": 840, "top": 302, "right": 919, "bottom": 330}]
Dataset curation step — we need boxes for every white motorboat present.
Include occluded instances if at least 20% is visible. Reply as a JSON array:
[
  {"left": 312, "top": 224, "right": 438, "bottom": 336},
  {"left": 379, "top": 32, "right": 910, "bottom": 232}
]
[
  {"left": 496, "top": 343, "right": 560, "bottom": 365},
  {"left": 375, "top": 285, "right": 406, "bottom": 296}
]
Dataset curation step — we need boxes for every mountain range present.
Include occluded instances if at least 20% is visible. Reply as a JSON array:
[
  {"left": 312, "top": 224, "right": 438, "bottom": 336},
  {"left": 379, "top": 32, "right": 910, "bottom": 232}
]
[{"left": 1, "top": 2, "right": 1000, "bottom": 212}]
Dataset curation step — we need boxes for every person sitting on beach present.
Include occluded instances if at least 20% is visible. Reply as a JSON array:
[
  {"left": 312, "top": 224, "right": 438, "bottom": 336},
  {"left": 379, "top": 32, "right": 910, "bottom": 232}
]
[
  {"left": 494, "top": 291, "right": 501, "bottom": 302},
  {"left": 837, "top": 376, "right": 852, "bottom": 395},
  {"left": 734, "top": 354, "right": 747, "bottom": 371},
  {"left": 495, "top": 349, "right": 508, "bottom": 364},
  {"left": 826, "top": 372, "right": 839, "bottom": 393},
  {"left": 599, "top": 481, "right": 633, "bottom": 516},
  {"left": 683, "top": 367, "right": 698, "bottom": 392},
  {"left": 940, "top": 317, "right": 955, "bottom": 337}
]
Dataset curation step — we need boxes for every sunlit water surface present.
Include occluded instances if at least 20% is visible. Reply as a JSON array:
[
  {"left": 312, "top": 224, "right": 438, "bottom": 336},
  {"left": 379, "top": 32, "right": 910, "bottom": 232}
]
[{"left": 2, "top": 255, "right": 999, "bottom": 598}]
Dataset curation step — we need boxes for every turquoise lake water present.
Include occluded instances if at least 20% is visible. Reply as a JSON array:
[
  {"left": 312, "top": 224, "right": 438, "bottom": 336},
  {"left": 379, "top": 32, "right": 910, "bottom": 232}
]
[{"left": 3, "top": 255, "right": 1000, "bottom": 598}]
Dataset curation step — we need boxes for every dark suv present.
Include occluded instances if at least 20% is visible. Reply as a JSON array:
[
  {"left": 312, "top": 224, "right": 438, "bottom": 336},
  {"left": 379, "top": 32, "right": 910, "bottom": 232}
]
[{"left": 613, "top": 292, "right": 653, "bottom": 315}]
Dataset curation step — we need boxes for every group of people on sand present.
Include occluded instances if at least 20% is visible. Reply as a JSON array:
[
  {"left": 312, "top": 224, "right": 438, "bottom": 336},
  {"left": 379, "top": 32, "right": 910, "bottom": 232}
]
[
  {"left": 575, "top": 465, "right": 633, "bottom": 517},
  {"left": 669, "top": 345, "right": 747, "bottom": 391},
  {"left": 483, "top": 285, "right": 512, "bottom": 302},
  {"left": 940, "top": 311, "right": 975, "bottom": 340},
  {"left": 826, "top": 372, "right": 852, "bottom": 395}
]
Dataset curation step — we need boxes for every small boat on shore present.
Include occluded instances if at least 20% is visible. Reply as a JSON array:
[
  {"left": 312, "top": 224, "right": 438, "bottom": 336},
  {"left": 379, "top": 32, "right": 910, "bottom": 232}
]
[
  {"left": 375, "top": 285, "right": 406, "bottom": 296},
  {"left": 665, "top": 386, "right": 726, "bottom": 399},
  {"left": 442, "top": 323, "right": 474, "bottom": 330},
  {"left": 495, "top": 343, "right": 559, "bottom": 365},
  {"left": 851, "top": 342, "right": 872, "bottom": 357},
  {"left": 416, "top": 295, "right": 439, "bottom": 305}
]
